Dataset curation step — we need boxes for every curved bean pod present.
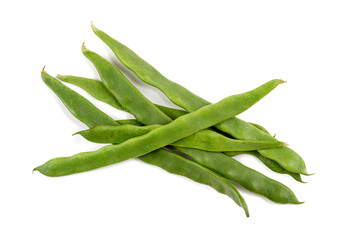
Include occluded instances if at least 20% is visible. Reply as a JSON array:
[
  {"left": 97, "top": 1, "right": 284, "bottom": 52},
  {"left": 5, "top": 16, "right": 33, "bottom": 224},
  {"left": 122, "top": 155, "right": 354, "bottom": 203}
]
[
  {"left": 177, "top": 147, "right": 303, "bottom": 204},
  {"left": 42, "top": 70, "right": 117, "bottom": 128},
  {"left": 75, "top": 124, "right": 286, "bottom": 150},
  {"left": 35, "top": 77, "right": 283, "bottom": 176},
  {"left": 40, "top": 72, "right": 249, "bottom": 216},
  {"left": 81, "top": 47, "right": 285, "bottom": 151},
  {"left": 59, "top": 74, "right": 302, "bottom": 181},
  {"left": 77, "top": 47, "right": 302, "bottom": 201},
  {"left": 92, "top": 25, "right": 308, "bottom": 175},
  {"left": 225, "top": 151, "right": 305, "bottom": 183},
  {"left": 140, "top": 148, "right": 248, "bottom": 216},
  {"left": 74, "top": 124, "right": 159, "bottom": 144},
  {"left": 58, "top": 74, "right": 126, "bottom": 111}
]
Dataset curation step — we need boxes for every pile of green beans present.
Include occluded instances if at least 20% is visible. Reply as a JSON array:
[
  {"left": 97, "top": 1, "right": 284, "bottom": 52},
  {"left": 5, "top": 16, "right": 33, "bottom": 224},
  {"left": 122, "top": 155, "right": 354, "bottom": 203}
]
[{"left": 34, "top": 24, "right": 310, "bottom": 217}]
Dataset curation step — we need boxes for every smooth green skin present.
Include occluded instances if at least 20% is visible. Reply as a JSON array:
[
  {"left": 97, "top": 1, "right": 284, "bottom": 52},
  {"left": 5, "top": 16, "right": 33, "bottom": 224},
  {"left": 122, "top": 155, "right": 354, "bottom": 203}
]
[
  {"left": 92, "top": 25, "right": 308, "bottom": 175},
  {"left": 74, "top": 44, "right": 302, "bottom": 205},
  {"left": 59, "top": 74, "right": 303, "bottom": 182},
  {"left": 40, "top": 72, "right": 249, "bottom": 216},
  {"left": 35, "top": 79, "right": 282, "bottom": 177},
  {"left": 75, "top": 124, "right": 286, "bottom": 151},
  {"left": 177, "top": 147, "right": 302, "bottom": 204}
]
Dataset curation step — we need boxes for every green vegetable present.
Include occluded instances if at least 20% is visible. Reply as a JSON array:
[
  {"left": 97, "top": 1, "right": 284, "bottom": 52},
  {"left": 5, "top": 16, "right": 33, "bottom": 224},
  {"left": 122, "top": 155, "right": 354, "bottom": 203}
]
[
  {"left": 75, "top": 124, "right": 286, "bottom": 151},
  {"left": 59, "top": 74, "right": 303, "bottom": 182},
  {"left": 40, "top": 71, "right": 249, "bottom": 216},
  {"left": 177, "top": 147, "right": 303, "bottom": 204},
  {"left": 34, "top": 76, "right": 282, "bottom": 177},
  {"left": 92, "top": 24, "right": 308, "bottom": 175},
  {"left": 76, "top": 45, "right": 302, "bottom": 204}
]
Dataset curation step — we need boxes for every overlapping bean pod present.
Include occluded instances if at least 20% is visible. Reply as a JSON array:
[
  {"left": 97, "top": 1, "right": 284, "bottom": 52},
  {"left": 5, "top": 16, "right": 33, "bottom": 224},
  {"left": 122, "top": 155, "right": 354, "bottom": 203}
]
[
  {"left": 35, "top": 71, "right": 282, "bottom": 177},
  {"left": 57, "top": 46, "right": 301, "bottom": 205},
  {"left": 40, "top": 71, "right": 249, "bottom": 216},
  {"left": 91, "top": 24, "right": 309, "bottom": 175},
  {"left": 59, "top": 74, "right": 303, "bottom": 182}
]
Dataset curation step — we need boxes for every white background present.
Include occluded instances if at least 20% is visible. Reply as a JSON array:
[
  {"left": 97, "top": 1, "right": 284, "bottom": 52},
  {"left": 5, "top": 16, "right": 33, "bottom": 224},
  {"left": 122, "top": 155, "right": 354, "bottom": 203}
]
[{"left": 1, "top": 0, "right": 359, "bottom": 239}]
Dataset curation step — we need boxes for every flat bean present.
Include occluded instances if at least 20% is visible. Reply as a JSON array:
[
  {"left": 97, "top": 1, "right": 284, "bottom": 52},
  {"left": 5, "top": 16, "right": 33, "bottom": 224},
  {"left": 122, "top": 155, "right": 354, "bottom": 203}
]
[
  {"left": 92, "top": 25, "right": 309, "bottom": 175},
  {"left": 177, "top": 147, "right": 303, "bottom": 204},
  {"left": 81, "top": 46, "right": 285, "bottom": 152},
  {"left": 35, "top": 76, "right": 282, "bottom": 177},
  {"left": 40, "top": 71, "right": 249, "bottom": 216},
  {"left": 59, "top": 74, "right": 302, "bottom": 182},
  {"left": 75, "top": 124, "right": 285, "bottom": 151},
  {"left": 76, "top": 45, "right": 301, "bottom": 205}
]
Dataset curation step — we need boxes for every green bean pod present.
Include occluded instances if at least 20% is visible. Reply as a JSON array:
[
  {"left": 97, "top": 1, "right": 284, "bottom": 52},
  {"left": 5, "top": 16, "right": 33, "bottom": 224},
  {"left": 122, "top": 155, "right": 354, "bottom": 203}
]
[
  {"left": 74, "top": 124, "right": 159, "bottom": 144},
  {"left": 41, "top": 69, "right": 117, "bottom": 128},
  {"left": 40, "top": 71, "right": 249, "bottom": 216},
  {"left": 81, "top": 47, "right": 286, "bottom": 151},
  {"left": 58, "top": 74, "right": 303, "bottom": 181},
  {"left": 177, "top": 147, "right": 303, "bottom": 204},
  {"left": 71, "top": 47, "right": 303, "bottom": 202},
  {"left": 92, "top": 25, "right": 309, "bottom": 175},
  {"left": 35, "top": 77, "right": 283, "bottom": 176},
  {"left": 140, "top": 148, "right": 248, "bottom": 215},
  {"left": 75, "top": 125, "right": 286, "bottom": 151},
  {"left": 225, "top": 151, "right": 305, "bottom": 183}
]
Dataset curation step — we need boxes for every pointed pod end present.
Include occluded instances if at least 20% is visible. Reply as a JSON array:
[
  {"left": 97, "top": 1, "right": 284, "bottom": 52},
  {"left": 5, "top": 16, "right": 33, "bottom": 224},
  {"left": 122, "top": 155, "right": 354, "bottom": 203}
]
[
  {"left": 81, "top": 42, "right": 87, "bottom": 51},
  {"left": 279, "top": 79, "right": 287, "bottom": 84},
  {"left": 72, "top": 131, "right": 81, "bottom": 136},
  {"left": 56, "top": 74, "right": 62, "bottom": 79},
  {"left": 42, "top": 65, "right": 46, "bottom": 73}
]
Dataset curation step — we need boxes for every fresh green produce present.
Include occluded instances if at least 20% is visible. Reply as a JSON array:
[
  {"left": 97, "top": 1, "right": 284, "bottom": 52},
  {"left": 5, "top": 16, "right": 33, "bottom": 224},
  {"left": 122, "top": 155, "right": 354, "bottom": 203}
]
[
  {"left": 61, "top": 72, "right": 302, "bottom": 202},
  {"left": 34, "top": 24, "right": 310, "bottom": 216},
  {"left": 92, "top": 24, "right": 308, "bottom": 175},
  {"left": 75, "top": 124, "right": 285, "bottom": 151},
  {"left": 59, "top": 74, "right": 303, "bottom": 182},
  {"left": 40, "top": 71, "right": 249, "bottom": 216},
  {"left": 75, "top": 45, "right": 301, "bottom": 205},
  {"left": 34, "top": 76, "right": 282, "bottom": 177}
]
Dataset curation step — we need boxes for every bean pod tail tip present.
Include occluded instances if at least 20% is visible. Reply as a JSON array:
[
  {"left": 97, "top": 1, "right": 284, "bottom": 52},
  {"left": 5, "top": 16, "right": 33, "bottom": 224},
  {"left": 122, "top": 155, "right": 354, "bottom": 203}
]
[{"left": 81, "top": 42, "right": 87, "bottom": 51}]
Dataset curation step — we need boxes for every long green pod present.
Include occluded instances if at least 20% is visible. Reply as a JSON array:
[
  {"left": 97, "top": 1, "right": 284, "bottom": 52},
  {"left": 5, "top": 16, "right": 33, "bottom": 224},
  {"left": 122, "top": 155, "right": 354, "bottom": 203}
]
[
  {"left": 74, "top": 124, "right": 160, "bottom": 144},
  {"left": 75, "top": 125, "right": 286, "bottom": 151},
  {"left": 40, "top": 72, "right": 249, "bottom": 216},
  {"left": 225, "top": 151, "right": 305, "bottom": 183},
  {"left": 58, "top": 74, "right": 302, "bottom": 181},
  {"left": 57, "top": 74, "right": 125, "bottom": 111},
  {"left": 92, "top": 25, "right": 308, "bottom": 175},
  {"left": 140, "top": 149, "right": 248, "bottom": 215},
  {"left": 172, "top": 129, "right": 285, "bottom": 151},
  {"left": 81, "top": 47, "right": 286, "bottom": 152},
  {"left": 82, "top": 43, "right": 170, "bottom": 125},
  {"left": 177, "top": 147, "right": 303, "bottom": 204},
  {"left": 57, "top": 74, "right": 271, "bottom": 136},
  {"left": 34, "top": 78, "right": 283, "bottom": 177},
  {"left": 73, "top": 47, "right": 303, "bottom": 201},
  {"left": 41, "top": 69, "right": 117, "bottom": 128}
]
